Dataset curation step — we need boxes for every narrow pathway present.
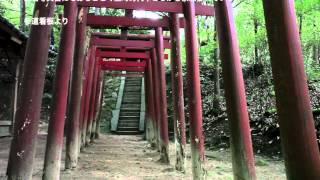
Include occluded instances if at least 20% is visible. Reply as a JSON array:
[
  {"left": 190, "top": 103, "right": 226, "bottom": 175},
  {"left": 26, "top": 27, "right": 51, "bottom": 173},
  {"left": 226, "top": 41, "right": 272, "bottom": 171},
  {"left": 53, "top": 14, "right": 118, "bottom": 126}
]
[
  {"left": 60, "top": 134, "right": 286, "bottom": 180},
  {"left": 61, "top": 134, "right": 188, "bottom": 179},
  {"left": 0, "top": 133, "right": 286, "bottom": 179}
]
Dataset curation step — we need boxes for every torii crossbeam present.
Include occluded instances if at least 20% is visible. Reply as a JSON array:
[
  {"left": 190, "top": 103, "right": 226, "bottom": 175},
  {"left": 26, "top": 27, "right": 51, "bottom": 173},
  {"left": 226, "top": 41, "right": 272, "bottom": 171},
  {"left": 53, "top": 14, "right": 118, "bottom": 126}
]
[{"left": 57, "top": 1, "right": 214, "bottom": 16}]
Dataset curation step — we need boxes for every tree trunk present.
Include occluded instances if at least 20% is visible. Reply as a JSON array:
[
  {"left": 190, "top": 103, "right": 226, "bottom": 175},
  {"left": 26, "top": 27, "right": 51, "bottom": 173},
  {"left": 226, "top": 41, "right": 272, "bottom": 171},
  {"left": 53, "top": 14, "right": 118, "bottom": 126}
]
[
  {"left": 318, "top": 44, "right": 320, "bottom": 63},
  {"left": 213, "top": 24, "right": 220, "bottom": 97},
  {"left": 19, "top": 0, "right": 25, "bottom": 31},
  {"left": 313, "top": 44, "right": 317, "bottom": 63},
  {"left": 299, "top": 13, "right": 303, "bottom": 36},
  {"left": 254, "top": 18, "right": 259, "bottom": 64}
]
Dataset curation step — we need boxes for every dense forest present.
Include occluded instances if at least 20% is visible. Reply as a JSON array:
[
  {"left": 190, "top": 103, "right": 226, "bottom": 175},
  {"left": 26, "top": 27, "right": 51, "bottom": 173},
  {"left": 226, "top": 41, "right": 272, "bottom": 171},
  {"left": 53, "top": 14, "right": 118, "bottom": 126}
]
[{"left": 0, "top": 0, "right": 319, "bottom": 157}]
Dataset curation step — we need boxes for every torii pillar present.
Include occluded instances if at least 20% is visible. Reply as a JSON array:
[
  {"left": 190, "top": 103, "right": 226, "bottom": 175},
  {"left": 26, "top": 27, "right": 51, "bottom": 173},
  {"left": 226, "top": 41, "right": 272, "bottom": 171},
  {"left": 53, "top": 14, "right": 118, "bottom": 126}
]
[
  {"left": 151, "top": 48, "right": 161, "bottom": 149},
  {"left": 215, "top": 0, "right": 256, "bottom": 179},
  {"left": 78, "top": 48, "right": 91, "bottom": 150},
  {"left": 169, "top": 13, "right": 187, "bottom": 172},
  {"left": 263, "top": 0, "right": 320, "bottom": 179},
  {"left": 91, "top": 69, "right": 104, "bottom": 140},
  {"left": 86, "top": 62, "right": 100, "bottom": 143},
  {"left": 65, "top": 7, "right": 88, "bottom": 169},
  {"left": 6, "top": 1, "right": 55, "bottom": 179},
  {"left": 43, "top": 1, "right": 78, "bottom": 179},
  {"left": 82, "top": 46, "right": 97, "bottom": 147},
  {"left": 155, "top": 27, "right": 170, "bottom": 164},
  {"left": 183, "top": 1, "right": 205, "bottom": 179},
  {"left": 145, "top": 58, "right": 157, "bottom": 147}
]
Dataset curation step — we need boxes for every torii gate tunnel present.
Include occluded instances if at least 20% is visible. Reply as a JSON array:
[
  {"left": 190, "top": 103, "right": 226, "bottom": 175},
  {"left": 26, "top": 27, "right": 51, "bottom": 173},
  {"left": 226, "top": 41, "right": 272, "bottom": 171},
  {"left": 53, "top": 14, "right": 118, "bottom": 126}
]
[{"left": 6, "top": 0, "right": 320, "bottom": 180}]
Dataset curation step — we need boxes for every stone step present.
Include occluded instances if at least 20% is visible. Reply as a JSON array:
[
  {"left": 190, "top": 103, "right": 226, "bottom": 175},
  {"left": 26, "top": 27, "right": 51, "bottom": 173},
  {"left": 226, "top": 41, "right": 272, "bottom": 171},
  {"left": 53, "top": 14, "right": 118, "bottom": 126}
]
[
  {"left": 125, "top": 85, "right": 140, "bottom": 88},
  {"left": 121, "top": 102, "right": 141, "bottom": 105},
  {"left": 121, "top": 104, "right": 140, "bottom": 109},
  {"left": 120, "top": 108, "right": 140, "bottom": 112},
  {"left": 122, "top": 96, "right": 140, "bottom": 100},
  {"left": 117, "top": 127, "right": 139, "bottom": 132},
  {"left": 126, "top": 81, "right": 141, "bottom": 83},
  {"left": 118, "top": 122, "right": 139, "bottom": 127},
  {"left": 118, "top": 119, "right": 140, "bottom": 126},
  {"left": 123, "top": 93, "right": 141, "bottom": 97},
  {"left": 122, "top": 100, "right": 141, "bottom": 104},
  {"left": 119, "top": 112, "right": 140, "bottom": 116},
  {"left": 125, "top": 83, "right": 141, "bottom": 86},
  {"left": 119, "top": 116, "right": 140, "bottom": 121},
  {"left": 115, "top": 130, "right": 142, "bottom": 135},
  {"left": 123, "top": 95, "right": 140, "bottom": 98},
  {"left": 126, "top": 78, "right": 141, "bottom": 81},
  {"left": 124, "top": 86, "right": 140, "bottom": 88},
  {"left": 124, "top": 90, "right": 141, "bottom": 93},
  {"left": 120, "top": 112, "right": 140, "bottom": 117}
]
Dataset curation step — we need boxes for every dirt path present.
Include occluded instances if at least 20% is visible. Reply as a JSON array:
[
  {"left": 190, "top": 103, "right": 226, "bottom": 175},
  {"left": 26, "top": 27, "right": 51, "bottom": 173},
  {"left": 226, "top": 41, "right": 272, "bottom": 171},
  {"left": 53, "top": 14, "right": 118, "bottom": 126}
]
[
  {"left": 0, "top": 134, "right": 286, "bottom": 180},
  {"left": 60, "top": 134, "right": 286, "bottom": 180}
]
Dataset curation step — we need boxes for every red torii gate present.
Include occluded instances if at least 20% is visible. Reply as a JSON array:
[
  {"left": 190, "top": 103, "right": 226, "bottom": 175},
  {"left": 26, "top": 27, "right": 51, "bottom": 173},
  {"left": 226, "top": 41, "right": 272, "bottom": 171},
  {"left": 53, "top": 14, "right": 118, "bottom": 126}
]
[
  {"left": 87, "top": 14, "right": 185, "bottom": 29},
  {"left": 91, "top": 37, "right": 172, "bottom": 49},
  {"left": 6, "top": 1, "right": 320, "bottom": 180},
  {"left": 100, "top": 61, "right": 147, "bottom": 72}
]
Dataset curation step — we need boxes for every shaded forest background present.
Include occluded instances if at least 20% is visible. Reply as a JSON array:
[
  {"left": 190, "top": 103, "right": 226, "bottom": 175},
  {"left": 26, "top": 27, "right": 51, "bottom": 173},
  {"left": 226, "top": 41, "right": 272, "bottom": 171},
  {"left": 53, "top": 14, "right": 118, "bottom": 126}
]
[{"left": 0, "top": 0, "right": 319, "bottom": 157}]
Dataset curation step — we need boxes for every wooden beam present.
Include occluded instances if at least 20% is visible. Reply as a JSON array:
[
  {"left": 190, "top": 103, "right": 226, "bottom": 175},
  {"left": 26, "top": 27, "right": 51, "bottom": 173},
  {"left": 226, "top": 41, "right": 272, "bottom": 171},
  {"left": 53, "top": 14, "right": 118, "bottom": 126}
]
[
  {"left": 101, "top": 65, "right": 145, "bottom": 72},
  {"left": 91, "top": 38, "right": 171, "bottom": 49},
  {"left": 92, "top": 32, "right": 171, "bottom": 40},
  {"left": 96, "top": 47, "right": 169, "bottom": 60},
  {"left": 98, "top": 46, "right": 149, "bottom": 51},
  {"left": 97, "top": 51, "right": 150, "bottom": 59},
  {"left": 75, "top": 1, "right": 214, "bottom": 16},
  {"left": 99, "top": 61, "right": 146, "bottom": 67},
  {"left": 109, "top": 73, "right": 144, "bottom": 77},
  {"left": 87, "top": 14, "right": 185, "bottom": 29}
]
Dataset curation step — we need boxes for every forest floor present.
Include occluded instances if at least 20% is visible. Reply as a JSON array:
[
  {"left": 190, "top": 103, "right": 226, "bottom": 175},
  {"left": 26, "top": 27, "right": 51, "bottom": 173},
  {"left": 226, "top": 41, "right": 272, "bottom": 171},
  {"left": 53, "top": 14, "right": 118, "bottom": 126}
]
[{"left": 0, "top": 132, "right": 286, "bottom": 179}]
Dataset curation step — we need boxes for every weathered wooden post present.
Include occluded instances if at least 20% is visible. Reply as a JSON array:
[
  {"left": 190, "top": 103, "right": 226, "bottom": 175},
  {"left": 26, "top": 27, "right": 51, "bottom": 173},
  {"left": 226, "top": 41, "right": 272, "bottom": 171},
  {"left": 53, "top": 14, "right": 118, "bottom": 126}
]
[
  {"left": 82, "top": 46, "right": 96, "bottom": 147},
  {"left": 92, "top": 70, "right": 104, "bottom": 140},
  {"left": 151, "top": 48, "right": 161, "bottom": 149},
  {"left": 65, "top": 7, "right": 88, "bottom": 169},
  {"left": 155, "top": 27, "right": 170, "bottom": 163},
  {"left": 43, "top": 1, "right": 77, "bottom": 179},
  {"left": 144, "top": 70, "right": 151, "bottom": 141},
  {"left": 183, "top": 1, "right": 205, "bottom": 179},
  {"left": 169, "top": 13, "right": 187, "bottom": 172},
  {"left": 6, "top": 1, "right": 55, "bottom": 179},
  {"left": 86, "top": 57, "right": 99, "bottom": 145},
  {"left": 146, "top": 58, "right": 157, "bottom": 147},
  {"left": 215, "top": 1, "right": 256, "bottom": 179},
  {"left": 262, "top": 0, "right": 320, "bottom": 179},
  {"left": 90, "top": 66, "right": 102, "bottom": 141},
  {"left": 78, "top": 48, "right": 91, "bottom": 150}
]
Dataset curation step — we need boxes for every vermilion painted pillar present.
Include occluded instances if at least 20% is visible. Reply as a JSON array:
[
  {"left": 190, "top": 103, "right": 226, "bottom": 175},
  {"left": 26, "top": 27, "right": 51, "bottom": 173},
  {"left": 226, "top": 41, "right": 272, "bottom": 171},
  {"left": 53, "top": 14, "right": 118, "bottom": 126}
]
[
  {"left": 151, "top": 48, "right": 160, "bottom": 149},
  {"left": 42, "top": 2, "right": 77, "bottom": 179},
  {"left": 215, "top": 1, "right": 256, "bottom": 179},
  {"left": 86, "top": 58, "right": 99, "bottom": 145},
  {"left": 89, "top": 65, "right": 102, "bottom": 142},
  {"left": 146, "top": 58, "right": 157, "bottom": 147},
  {"left": 169, "top": 13, "right": 187, "bottom": 172},
  {"left": 147, "top": 59, "right": 157, "bottom": 147},
  {"left": 144, "top": 72, "right": 150, "bottom": 141},
  {"left": 78, "top": 48, "right": 91, "bottom": 150},
  {"left": 65, "top": 7, "right": 88, "bottom": 169},
  {"left": 82, "top": 46, "right": 96, "bottom": 147},
  {"left": 6, "top": 1, "right": 55, "bottom": 179},
  {"left": 183, "top": 1, "right": 205, "bottom": 179},
  {"left": 155, "top": 27, "right": 170, "bottom": 164},
  {"left": 262, "top": 0, "right": 320, "bottom": 179},
  {"left": 92, "top": 70, "right": 104, "bottom": 140}
]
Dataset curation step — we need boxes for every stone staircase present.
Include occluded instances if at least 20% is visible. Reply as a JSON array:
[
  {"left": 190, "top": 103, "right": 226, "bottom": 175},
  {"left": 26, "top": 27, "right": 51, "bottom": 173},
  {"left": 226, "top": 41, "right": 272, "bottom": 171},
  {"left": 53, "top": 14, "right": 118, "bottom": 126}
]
[{"left": 116, "top": 77, "right": 143, "bottom": 135}]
